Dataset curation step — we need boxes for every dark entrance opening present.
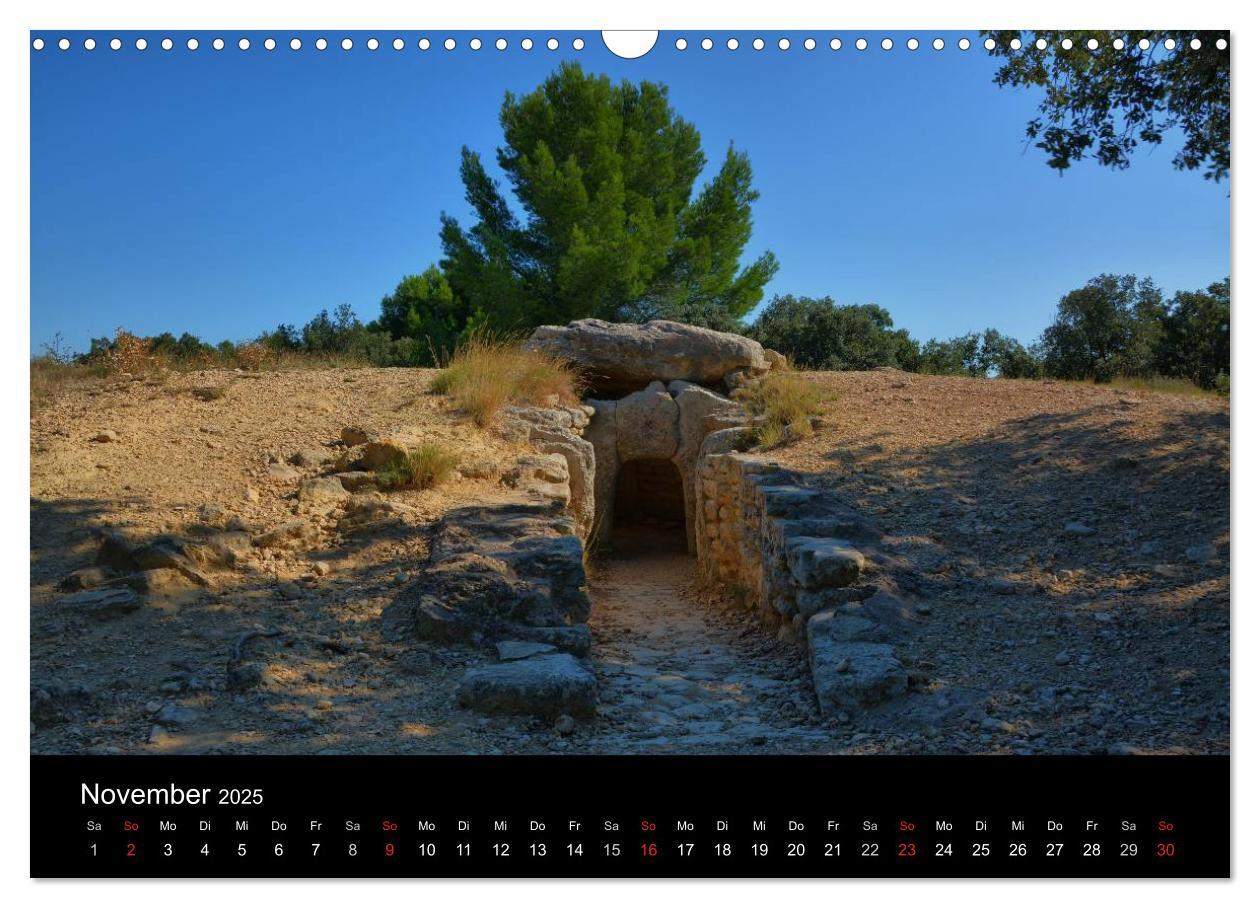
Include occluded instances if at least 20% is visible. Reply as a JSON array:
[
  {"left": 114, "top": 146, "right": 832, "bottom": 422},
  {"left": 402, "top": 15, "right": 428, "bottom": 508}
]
[{"left": 612, "top": 458, "right": 688, "bottom": 554}]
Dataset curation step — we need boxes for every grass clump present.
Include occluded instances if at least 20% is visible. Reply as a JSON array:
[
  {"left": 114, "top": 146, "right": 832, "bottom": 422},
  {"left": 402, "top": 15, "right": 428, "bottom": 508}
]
[
  {"left": 743, "top": 368, "right": 826, "bottom": 448},
  {"left": 429, "top": 331, "right": 583, "bottom": 427},
  {"left": 375, "top": 443, "right": 461, "bottom": 491}
]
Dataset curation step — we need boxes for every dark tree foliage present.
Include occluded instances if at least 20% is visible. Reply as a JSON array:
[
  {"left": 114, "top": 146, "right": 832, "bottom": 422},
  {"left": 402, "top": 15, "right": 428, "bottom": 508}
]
[
  {"left": 370, "top": 266, "right": 465, "bottom": 365},
  {"left": 748, "top": 295, "right": 918, "bottom": 371},
  {"left": 440, "top": 62, "right": 778, "bottom": 332},
  {"left": 1156, "top": 278, "right": 1230, "bottom": 389},
  {"left": 919, "top": 330, "right": 1041, "bottom": 378},
  {"left": 984, "top": 31, "right": 1230, "bottom": 181},
  {"left": 259, "top": 323, "right": 301, "bottom": 352},
  {"left": 1039, "top": 274, "right": 1162, "bottom": 381}
]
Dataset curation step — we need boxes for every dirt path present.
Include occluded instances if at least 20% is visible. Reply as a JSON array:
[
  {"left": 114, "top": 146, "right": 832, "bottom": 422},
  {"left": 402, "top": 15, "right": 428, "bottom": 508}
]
[{"left": 583, "top": 529, "right": 829, "bottom": 753}]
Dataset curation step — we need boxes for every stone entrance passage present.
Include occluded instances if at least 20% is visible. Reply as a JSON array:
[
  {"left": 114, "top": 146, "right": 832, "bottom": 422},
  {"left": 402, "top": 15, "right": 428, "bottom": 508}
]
[
  {"left": 614, "top": 458, "right": 686, "bottom": 526},
  {"left": 612, "top": 458, "right": 688, "bottom": 554}
]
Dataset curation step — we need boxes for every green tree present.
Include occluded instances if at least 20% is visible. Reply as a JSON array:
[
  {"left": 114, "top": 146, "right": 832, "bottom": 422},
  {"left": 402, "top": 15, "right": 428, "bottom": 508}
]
[
  {"left": 919, "top": 333, "right": 984, "bottom": 376},
  {"left": 1039, "top": 274, "right": 1161, "bottom": 381},
  {"left": 985, "top": 31, "right": 1230, "bottom": 181},
  {"left": 440, "top": 62, "right": 778, "bottom": 331},
  {"left": 980, "top": 329, "right": 1043, "bottom": 378},
  {"left": 301, "top": 304, "right": 362, "bottom": 354},
  {"left": 372, "top": 266, "right": 465, "bottom": 364},
  {"left": 1156, "top": 278, "right": 1229, "bottom": 388},
  {"left": 748, "top": 295, "right": 913, "bottom": 371}
]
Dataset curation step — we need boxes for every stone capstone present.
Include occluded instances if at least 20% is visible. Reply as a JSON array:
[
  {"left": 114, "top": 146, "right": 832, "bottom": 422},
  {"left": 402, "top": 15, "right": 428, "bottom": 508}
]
[{"left": 526, "top": 318, "right": 770, "bottom": 395}]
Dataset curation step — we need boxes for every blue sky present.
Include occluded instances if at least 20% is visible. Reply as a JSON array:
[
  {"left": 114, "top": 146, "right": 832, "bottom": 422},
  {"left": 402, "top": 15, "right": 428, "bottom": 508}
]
[{"left": 30, "top": 31, "right": 1230, "bottom": 354}]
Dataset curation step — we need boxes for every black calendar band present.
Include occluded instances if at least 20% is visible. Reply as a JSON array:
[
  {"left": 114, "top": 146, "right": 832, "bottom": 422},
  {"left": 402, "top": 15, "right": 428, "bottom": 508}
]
[{"left": 32, "top": 754, "right": 1229, "bottom": 878}]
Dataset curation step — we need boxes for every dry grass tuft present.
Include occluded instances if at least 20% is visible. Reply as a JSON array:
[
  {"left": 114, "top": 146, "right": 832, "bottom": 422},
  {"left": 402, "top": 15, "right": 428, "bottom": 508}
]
[
  {"left": 744, "top": 368, "right": 826, "bottom": 448},
  {"left": 430, "top": 331, "right": 583, "bottom": 427},
  {"left": 375, "top": 443, "right": 461, "bottom": 491}
]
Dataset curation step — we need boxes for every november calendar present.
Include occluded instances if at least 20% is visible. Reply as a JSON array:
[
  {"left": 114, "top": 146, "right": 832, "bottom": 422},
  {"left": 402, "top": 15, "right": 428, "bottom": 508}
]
[{"left": 21, "top": 4, "right": 1236, "bottom": 892}]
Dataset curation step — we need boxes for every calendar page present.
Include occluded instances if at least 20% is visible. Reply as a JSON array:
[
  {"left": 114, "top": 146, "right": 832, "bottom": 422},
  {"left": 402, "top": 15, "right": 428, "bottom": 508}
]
[{"left": 27, "top": 23, "right": 1230, "bottom": 880}]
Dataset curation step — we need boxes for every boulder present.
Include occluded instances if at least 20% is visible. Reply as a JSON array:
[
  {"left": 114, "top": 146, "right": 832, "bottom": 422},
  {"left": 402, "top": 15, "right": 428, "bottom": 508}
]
[
  {"left": 525, "top": 319, "right": 770, "bottom": 395},
  {"left": 510, "top": 624, "right": 592, "bottom": 657},
  {"left": 457, "top": 653, "right": 597, "bottom": 718},
  {"left": 616, "top": 382, "right": 679, "bottom": 461}
]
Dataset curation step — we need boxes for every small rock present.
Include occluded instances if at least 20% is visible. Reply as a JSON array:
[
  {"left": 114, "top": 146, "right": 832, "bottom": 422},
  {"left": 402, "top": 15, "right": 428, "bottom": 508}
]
[
  {"left": 91, "top": 430, "right": 119, "bottom": 443},
  {"left": 253, "top": 519, "right": 316, "bottom": 550},
  {"left": 198, "top": 503, "right": 226, "bottom": 525},
  {"left": 458, "top": 459, "right": 500, "bottom": 480},
  {"left": 153, "top": 702, "right": 198, "bottom": 727},
  {"left": 58, "top": 566, "right": 108, "bottom": 592},
  {"left": 834, "top": 656, "right": 851, "bottom": 673},
  {"left": 243, "top": 487, "right": 260, "bottom": 503},
  {"left": 1063, "top": 521, "right": 1096, "bottom": 537},
  {"left": 266, "top": 462, "right": 301, "bottom": 482},
  {"left": 554, "top": 714, "right": 576, "bottom": 735},
  {"left": 299, "top": 475, "right": 351, "bottom": 506},
  {"left": 336, "top": 471, "right": 377, "bottom": 491},
  {"left": 1054, "top": 651, "right": 1072, "bottom": 666},
  {"left": 311, "top": 561, "right": 332, "bottom": 577},
  {"left": 290, "top": 448, "right": 332, "bottom": 468},
  {"left": 226, "top": 661, "right": 266, "bottom": 690},
  {"left": 340, "top": 425, "right": 372, "bottom": 446}
]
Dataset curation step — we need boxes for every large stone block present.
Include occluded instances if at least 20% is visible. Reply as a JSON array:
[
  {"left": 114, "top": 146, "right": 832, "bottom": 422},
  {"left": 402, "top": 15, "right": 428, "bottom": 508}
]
[
  {"left": 615, "top": 382, "right": 680, "bottom": 462},
  {"left": 526, "top": 319, "right": 770, "bottom": 395},
  {"left": 784, "top": 536, "right": 866, "bottom": 589},
  {"left": 808, "top": 637, "right": 907, "bottom": 713},
  {"left": 457, "top": 653, "right": 598, "bottom": 718},
  {"left": 584, "top": 399, "right": 619, "bottom": 545}
]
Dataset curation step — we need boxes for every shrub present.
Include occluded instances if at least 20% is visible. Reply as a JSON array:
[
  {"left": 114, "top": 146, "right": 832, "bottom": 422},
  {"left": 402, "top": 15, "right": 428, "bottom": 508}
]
[
  {"left": 430, "top": 332, "right": 583, "bottom": 427},
  {"left": 234, "top": 342, "right": 270, "bottom": 371},
  {"left": 743, "top": 368, "right": 825, "bottom": 448},
  {"left": 375, "top": 443, "right": 461, "bottom": 491}
]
